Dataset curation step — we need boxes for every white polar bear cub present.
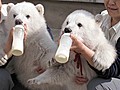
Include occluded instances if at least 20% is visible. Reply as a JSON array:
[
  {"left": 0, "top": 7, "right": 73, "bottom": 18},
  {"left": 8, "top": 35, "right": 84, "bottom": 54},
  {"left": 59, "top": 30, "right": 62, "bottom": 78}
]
[
  {"left": 5, "top": 2, "right": 65, "bottom": 90},
  {"left": 28, "top": 10, "right": 116, "bottom": 90}
]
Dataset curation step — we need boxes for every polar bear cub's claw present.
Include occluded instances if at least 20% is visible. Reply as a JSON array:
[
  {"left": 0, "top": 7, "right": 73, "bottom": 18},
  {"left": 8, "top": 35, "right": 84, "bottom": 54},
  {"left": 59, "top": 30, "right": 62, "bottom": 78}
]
[
  {"left": 48, "top": 58, "right": 61, "bottom": 67},
  {"left": 48, "top": 58, "right": 56, "bottom": 67},
  {"left": 27, "top": 78, "right": 42, "bottom": 85},
  {"left": 27, "top": 78, "right": 38, "bottom": 85}
]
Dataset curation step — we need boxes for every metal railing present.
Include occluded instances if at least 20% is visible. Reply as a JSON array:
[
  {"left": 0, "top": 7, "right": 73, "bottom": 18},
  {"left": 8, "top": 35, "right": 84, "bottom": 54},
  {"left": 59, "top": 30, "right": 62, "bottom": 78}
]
[{"left": 58, "top": 0, "right": 104, "bottom": 3}]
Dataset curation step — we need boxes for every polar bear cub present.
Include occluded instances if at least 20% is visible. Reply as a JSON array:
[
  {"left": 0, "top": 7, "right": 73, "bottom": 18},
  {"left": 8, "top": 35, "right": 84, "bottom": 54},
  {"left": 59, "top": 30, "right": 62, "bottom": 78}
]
[
  {"left": 5, "top": 2, "right": 65, "bottom": 90},
  {"left": 28, "top": 10, "right": 116, "bottom": 90}
]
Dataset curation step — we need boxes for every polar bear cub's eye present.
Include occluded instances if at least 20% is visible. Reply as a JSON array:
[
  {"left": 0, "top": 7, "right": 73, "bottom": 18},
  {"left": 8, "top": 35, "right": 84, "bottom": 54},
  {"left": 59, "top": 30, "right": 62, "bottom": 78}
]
[
  {"left": 26, "top": 15, "right": 30, "bottom": 19},
  {"left": 13, "top": 14, "right": 17, "bottom": 18},
  {"left": 77, "top": 23, "right": 82, "bottom": 27},
  {"left": 66, "top": 21, "right": 69, "bottom": 25}
]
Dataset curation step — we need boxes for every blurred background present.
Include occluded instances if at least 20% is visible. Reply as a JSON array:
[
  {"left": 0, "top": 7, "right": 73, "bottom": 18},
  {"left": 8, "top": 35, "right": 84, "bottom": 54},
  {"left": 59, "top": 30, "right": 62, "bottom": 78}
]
[
  {"left": 2, "top": 0, "right": 105, "bottom": 41},
  {"left": 2, "top": 1, "right": 105, "bottom": 89}
]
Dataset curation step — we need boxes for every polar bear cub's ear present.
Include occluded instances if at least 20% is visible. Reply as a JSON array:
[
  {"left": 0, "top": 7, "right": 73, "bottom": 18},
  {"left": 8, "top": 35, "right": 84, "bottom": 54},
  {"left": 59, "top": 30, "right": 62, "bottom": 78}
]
[
  {"left": 7, "top": 3, "right": 14, "bottom": 13},
  {"left": 95, "top": 14, "right": 103, "bottom": 23},
  {"left": 35, "top": 4, "right": 44, "bottom": 15}
]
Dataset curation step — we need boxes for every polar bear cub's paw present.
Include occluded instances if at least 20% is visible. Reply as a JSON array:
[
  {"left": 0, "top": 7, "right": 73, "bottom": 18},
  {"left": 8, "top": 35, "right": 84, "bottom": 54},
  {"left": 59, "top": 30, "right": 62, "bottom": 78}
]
[
  {"left": 48, "top": 58, "right": 58, "bottom": 67},
  {"left": 27, "top": 78, "right": 39, "bottom": 85},
  {"left": 27, "top": 76, "right": 47, "bottom": 85},
  {"left": 93, "top": 47, "right": 116, "bottom": 72}
]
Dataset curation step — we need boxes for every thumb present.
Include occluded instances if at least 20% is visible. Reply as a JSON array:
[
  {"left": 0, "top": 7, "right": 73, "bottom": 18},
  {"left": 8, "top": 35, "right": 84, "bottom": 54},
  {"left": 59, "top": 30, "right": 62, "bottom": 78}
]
[{"left": 70, "top": 34, "right": 78, "bottom": 42}]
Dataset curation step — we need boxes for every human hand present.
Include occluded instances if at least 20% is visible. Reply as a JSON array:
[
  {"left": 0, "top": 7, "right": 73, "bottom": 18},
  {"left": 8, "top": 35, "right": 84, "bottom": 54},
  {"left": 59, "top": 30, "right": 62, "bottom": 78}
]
[
  {"left": 23, "top": 24, "right": 27, "bottom": 41},
  {"left": 70, "top": 34, "right": 85, "bottom": 53},
  {"left": 0, "top": 54, "right": 8, "bottom": 66},
  {"left": 4, "top": 28, "right": 13, "bottom": 55},
  {"left": 4, "top": 24, "right": 27, "bottom": 56},
  {"left": 74, "top": 75, "right": 88, "bottom": 85}
]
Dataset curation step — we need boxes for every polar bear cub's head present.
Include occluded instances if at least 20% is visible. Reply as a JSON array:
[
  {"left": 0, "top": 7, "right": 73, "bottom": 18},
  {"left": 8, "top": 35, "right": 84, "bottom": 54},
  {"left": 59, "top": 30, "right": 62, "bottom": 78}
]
[
  {"left": 5, "top": 2, "right": 46, "bottom": 36},
  {"left": 61, "top": 10, "right": 104, "bottom": 49}
]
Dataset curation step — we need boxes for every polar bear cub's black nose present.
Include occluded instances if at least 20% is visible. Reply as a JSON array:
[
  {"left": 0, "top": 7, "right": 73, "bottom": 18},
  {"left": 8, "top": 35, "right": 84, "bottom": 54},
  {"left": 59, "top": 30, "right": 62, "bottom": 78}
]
[
  {"left": 64, "top": 28, "right": 72, "bottom": 33},
  {"left": 15, "top": 19, "right": 23, "bottom": 25}
]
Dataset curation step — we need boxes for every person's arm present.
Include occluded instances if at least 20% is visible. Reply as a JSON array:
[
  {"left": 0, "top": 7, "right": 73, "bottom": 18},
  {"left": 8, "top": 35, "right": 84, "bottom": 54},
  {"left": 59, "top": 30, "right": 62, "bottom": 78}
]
[
  {"left": 0, "top": 29, "right": 13, "bottom": 66},
  {"left": 0, "top": 0, "right": 2, "bottom": 20},
  {"left": 0, "top": 24, "right": 27, "bottom": 66},
  {"left": 70, "top": 34, "right": 118, "bottom": 77},
  {"left": 70, "top": 34, "right": 95, "bottom": 67},
  {"left": 0, "top": 0, "right": 9, "bottom": 66},
  {"left": 4, "top": 29, "right": 13, "bottom": 57}
]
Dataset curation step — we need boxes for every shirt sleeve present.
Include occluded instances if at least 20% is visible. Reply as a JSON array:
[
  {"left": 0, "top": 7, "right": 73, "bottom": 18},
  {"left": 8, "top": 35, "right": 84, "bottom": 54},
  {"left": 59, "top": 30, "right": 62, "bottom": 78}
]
[
  {"left": 101, "top": 10, "right": 108, "bottom": 16},
  {"left": 0, "top": 4, "right": 8, "bottom": 58},
  {"left": 89, "top": 37, "right": 120, "bottom": 79},
  {"left": 0, "top": 4, "right": 8, "bottom": 23},
  {"left": 0, "top": 27, "right": 6, "bottom": 59}
]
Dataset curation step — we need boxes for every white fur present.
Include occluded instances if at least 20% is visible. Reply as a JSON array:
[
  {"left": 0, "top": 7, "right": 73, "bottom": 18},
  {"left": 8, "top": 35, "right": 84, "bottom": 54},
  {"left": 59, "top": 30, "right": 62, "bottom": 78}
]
[
  {"left": 5, "top": 2, "right": 65, "bottom": 90},
  {"left": 27, "top": 10, "right": 116, "bottom": 90}
]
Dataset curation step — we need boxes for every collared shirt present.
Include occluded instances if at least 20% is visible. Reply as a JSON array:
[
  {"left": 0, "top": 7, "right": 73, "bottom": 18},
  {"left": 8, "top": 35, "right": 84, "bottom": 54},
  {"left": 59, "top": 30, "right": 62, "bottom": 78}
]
[{"left": 101, "top": 12, "right": 120, "bottom": 47}]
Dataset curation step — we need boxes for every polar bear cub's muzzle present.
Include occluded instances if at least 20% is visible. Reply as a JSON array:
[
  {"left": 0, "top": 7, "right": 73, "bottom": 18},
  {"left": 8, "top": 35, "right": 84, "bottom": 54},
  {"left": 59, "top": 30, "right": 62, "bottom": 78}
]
[{"left": 15, "top": 19, "right": 23, "bottom": 25}]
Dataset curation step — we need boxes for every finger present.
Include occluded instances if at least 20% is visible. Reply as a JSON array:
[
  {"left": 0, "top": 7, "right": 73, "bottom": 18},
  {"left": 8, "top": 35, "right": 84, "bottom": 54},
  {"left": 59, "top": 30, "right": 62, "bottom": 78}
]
[
  {"left": 24, "top": 24, "right": 27, "bottom": 40},
  {"left": 75, "top": 79, "right": 88, "bottom": 84},
  {"left": 75, "top": 78, "right": 88, "bottom": 85},
  {"left": 70, "top": 34, "right": 78, "bottom": 42},
  {"left": 8, "top": 28, "right": 14, "bottom": 40},
  {"left": 70, "top": 34, "right": 84, "bottom": 46},
  {"left": 0, "top": 61, "right": 4, "bottom": 66},
  {"left": 10, "top": 28, "right": 13, "bottom": 36},
  {"left": 1, "top": 57, "right": 7, "bottom": 64},
  {"left": 37, "top": 69, "right": 45, "bottom": 74},
  {"left": 57, "top": 34, "right": 64, "bottom": 45},
  {"left": 0, "top": 61, "right": 3, "bottom": 66},
  {"left": 75, "top": 80, "right": 85, "bottom": 85},
  {"left": 70, "top": 46, "right": 77, "bottom": 50},
  {"left": 0, "top": 59, "right": 7, "bottom": 66},
  {"left": 24, "top": 32, "right": 27, "bottom": 40},
  {"left": 75, "top": 76, "right": 88, "bottom": 81},
  {"left": 24, "top": 24, "right": 27, "bottom": 29}
]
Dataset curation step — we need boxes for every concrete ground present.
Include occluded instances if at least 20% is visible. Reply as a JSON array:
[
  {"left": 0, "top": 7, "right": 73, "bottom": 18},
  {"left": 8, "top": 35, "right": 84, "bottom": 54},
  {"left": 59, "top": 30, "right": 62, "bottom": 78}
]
[{"left": 2, "top": 0, "right": 105, "bottom": 90}]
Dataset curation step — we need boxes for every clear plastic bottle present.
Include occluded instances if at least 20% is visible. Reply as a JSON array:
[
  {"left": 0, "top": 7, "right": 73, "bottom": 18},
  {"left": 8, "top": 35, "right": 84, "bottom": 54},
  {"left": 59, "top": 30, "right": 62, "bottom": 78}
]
[
  {"left": 11, "top": 25, "right": 24, "bottom": 56},
  {"left": 55, "top": 33, "right": 72, "bottom": 63}
]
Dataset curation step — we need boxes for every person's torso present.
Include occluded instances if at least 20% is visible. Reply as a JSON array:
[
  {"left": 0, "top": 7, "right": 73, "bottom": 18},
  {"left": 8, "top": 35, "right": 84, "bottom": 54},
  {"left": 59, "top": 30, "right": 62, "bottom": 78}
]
[{"left": 101, "top": 13, "right": 120, "bottom": 47}]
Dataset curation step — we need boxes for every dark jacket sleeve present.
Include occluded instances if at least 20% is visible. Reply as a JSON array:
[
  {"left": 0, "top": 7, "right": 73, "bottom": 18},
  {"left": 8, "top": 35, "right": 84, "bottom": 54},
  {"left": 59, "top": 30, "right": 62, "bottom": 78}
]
[
  {"left": 89, "top": 37, "right": 120, "bottom": 79},
  {"left": 47, "top": 26, "right": 54, "bottom": 40}
]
